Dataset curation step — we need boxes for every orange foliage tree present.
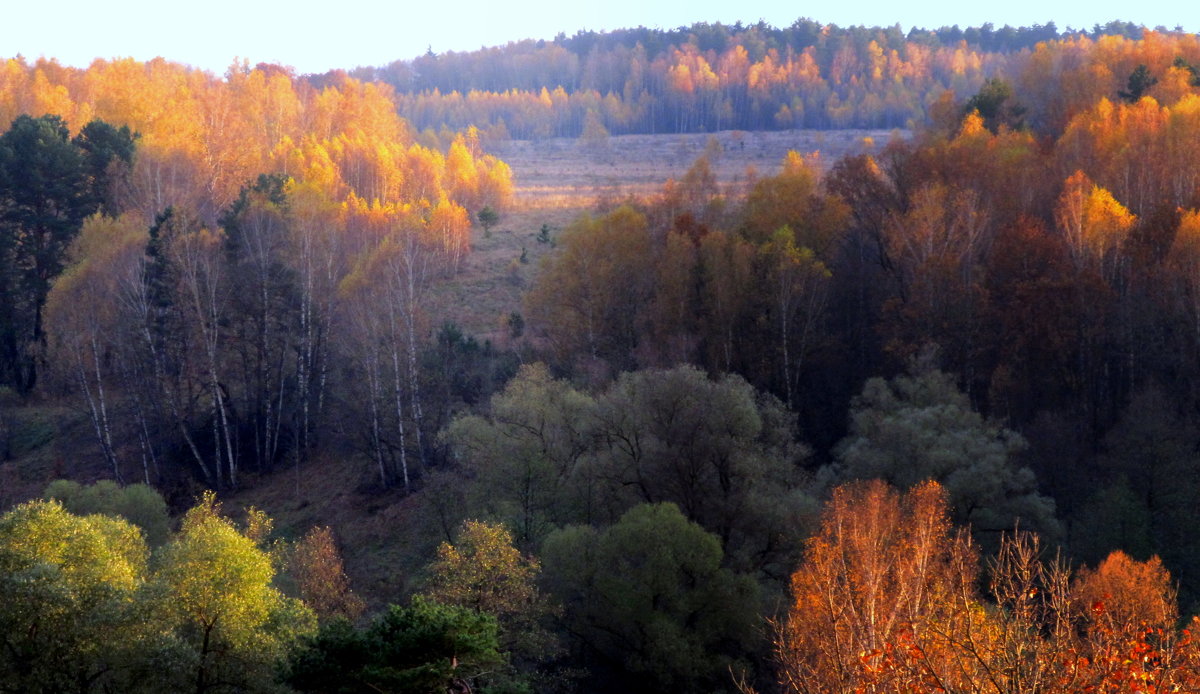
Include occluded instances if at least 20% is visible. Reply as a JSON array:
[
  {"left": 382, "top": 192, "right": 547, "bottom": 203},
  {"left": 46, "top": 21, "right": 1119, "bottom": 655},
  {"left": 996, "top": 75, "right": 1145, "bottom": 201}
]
[
  {"left": 777, "top": 480, "right": 1200, "bottom": 694},
  {"left": 776, "top": 480, "right": 981, "bottom": 694},
  {"left": 290, "top": 525, "right": 364, "bottom": 622}
]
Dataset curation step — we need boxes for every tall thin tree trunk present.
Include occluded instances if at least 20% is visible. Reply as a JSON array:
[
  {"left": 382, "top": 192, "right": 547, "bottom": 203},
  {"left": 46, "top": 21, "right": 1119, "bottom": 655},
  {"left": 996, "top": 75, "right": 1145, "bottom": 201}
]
[
  {"left": 404, "top": 279, "right": 426, "bottom": 468},
  {"left": 76, "top": 342, "right": 120, "bottom": 482},
  {"left": 365, "top": 350, "right": 388, "bottom": 488},
  {"left": 388, "top": 307, "right": 411, "bottom": 494}
]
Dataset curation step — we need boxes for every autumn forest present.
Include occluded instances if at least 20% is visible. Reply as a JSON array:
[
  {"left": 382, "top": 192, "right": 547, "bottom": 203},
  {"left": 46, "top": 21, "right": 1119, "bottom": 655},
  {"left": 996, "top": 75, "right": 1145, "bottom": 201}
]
[{"left": 5, "top": 17, "right": 1200, "bottom": 694}]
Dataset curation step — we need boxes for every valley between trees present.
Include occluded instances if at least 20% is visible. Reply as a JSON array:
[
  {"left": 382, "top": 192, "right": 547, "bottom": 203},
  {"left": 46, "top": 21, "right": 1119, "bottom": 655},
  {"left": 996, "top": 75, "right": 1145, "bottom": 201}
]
[{"left": 6, "top": 18, "right": 1200, "bottom": 694}]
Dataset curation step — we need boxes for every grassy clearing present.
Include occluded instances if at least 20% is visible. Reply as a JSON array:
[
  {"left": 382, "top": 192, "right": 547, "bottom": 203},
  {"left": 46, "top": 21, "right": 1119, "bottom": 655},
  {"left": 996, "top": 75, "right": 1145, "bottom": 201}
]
[
  {"left": 490, "top": 127, "right": 903, "bottom": 207},
  {"left": 223, "top": 451, "right": 441, "bottom": 610}
]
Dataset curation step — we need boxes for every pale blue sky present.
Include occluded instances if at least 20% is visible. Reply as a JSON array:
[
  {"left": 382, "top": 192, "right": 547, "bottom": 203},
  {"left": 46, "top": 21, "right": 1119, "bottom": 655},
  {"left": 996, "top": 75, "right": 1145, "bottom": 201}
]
[{"left": 2, "top": 0, "right": 1197, "bottom": 75}]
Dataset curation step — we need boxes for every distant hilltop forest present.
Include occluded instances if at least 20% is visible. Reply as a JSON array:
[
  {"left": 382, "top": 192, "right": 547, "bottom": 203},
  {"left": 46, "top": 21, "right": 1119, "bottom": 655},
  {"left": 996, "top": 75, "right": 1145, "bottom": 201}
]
[{"left": 332, "top": 18, "right": 1173, "bottom": 136}]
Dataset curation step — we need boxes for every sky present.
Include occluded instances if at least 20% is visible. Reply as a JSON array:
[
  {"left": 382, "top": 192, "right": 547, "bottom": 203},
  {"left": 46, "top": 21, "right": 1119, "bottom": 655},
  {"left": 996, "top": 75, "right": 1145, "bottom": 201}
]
[{"left": 2, "top": 0, "right": 1198, "bottom": 75}]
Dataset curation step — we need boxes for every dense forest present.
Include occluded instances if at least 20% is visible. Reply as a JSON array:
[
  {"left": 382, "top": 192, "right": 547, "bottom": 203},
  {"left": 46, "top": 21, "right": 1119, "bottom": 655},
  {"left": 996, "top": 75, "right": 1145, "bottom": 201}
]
[{"left": 6, "top": 17, "right": 1200, "bottom": 694}]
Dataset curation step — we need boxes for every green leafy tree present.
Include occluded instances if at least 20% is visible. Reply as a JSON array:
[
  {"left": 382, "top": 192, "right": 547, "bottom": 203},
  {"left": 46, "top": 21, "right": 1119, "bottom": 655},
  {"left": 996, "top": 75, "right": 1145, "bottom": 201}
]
[
  {"left": 286, "top": 597, "right": 505, "bottom": 694},
  {"left": 149, "top": 491, "right": 316, "bottom": 693},
  {"left": 44, "top": 479, "right": 170, "bottom": 546},
  {"left": 542, "top": 503, "right": 760, "bottom": 693},
  {"left": 449, "top": 364, "right": 813, "bottom": 580},
  {"left": 444, "top": 363, "right": 597, "bottom": 544},
  {"left": 0, "top": 500, "right": 149, "bottom": 694},
  {"left": 589, "top": 365, "right": 812, "bottom": 576},
  {"left": 0, "top": 492, "right": 314, "bottom": 694},
  {"left": 833, "top": 365, "right": 1058, "bottom": 548}
]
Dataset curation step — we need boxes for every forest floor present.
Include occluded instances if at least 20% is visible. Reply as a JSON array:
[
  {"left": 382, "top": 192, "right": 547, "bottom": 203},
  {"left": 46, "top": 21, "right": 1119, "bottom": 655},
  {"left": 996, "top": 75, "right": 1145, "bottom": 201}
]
[{"left": 430, "top": 127, "right": 905, "bottom": 341}]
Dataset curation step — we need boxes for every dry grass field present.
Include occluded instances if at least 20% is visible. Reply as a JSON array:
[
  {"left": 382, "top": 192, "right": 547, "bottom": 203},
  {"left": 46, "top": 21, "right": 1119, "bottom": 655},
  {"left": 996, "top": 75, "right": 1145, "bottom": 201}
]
[
  {"left": 430, "top": 128, "right": 907, "bottom": 339},
  {"left": 492, "top": 127, "right": 905, "bottom": 206}
]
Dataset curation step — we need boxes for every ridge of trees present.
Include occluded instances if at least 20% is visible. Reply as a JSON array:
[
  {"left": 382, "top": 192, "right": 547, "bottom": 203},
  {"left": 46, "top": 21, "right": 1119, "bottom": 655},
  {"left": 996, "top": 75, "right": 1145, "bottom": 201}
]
[
  {"left": 11, "top": 476, "right": 1200, "bottom": 694},
  {"left": 343, "top": 20, "right": 1191, "bottom": 136}
]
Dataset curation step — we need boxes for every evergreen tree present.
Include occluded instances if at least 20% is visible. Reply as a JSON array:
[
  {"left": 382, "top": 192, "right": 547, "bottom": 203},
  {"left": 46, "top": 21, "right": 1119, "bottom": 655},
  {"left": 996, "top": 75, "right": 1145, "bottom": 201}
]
[{"left": 0, "top": 115, "right": 133, "bottom": 391}]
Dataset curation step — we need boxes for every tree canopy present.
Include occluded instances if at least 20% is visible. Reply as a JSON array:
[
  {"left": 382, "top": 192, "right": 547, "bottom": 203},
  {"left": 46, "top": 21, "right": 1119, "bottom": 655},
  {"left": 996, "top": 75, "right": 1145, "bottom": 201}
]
[
  {"left": 833, "top": 366, "right": 1059, "bottom": 546},
  {"left": 542, "top": 502, "right": 760, "bottom": 694},
  {"left": 0, "top": 492, "right": 314, "bottom": 694}
]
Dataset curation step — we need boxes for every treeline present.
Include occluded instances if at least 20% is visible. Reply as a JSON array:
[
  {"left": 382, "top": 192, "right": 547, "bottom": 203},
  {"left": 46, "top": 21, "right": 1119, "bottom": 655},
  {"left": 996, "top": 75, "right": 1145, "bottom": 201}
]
[
  {"left": 10, "top": 474, "right": 1198, "bottom": 693},
  {"left": 0, "top": 58, "right": 512, "bottom": 491},
  {"left": 347, "top": 20, "right": 1179, "bottom": 136},
  {"left": 0, "top": 57, "right": 506, "bottom": 221}
]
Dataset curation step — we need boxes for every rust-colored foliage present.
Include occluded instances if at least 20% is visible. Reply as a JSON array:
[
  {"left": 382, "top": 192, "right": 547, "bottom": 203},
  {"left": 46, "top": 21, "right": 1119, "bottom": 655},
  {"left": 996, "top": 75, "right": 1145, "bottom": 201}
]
[{"left": 290, "top": 526, "right": 364, "bottom": 621}]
